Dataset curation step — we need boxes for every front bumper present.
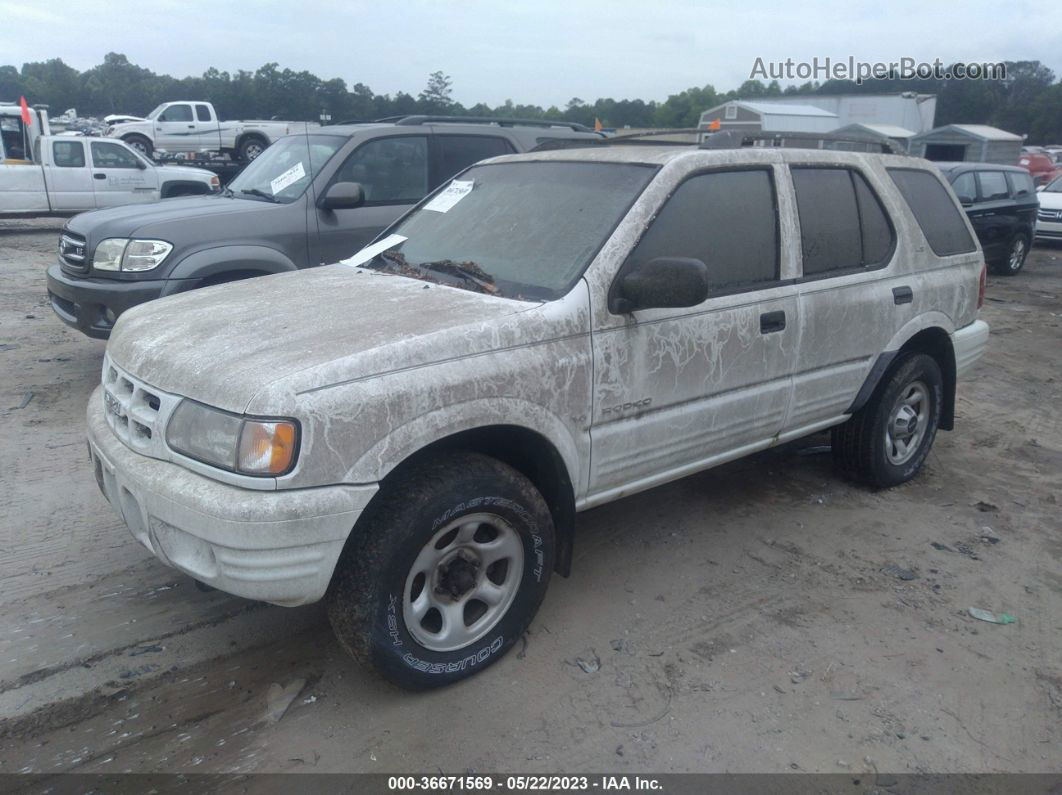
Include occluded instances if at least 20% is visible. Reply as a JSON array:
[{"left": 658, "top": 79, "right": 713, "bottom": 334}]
[
  {"left": 87, "top": 385, "right": 377, "bottom": 606},
  {"left": 1035, "top": 218, "right": 1062, "bottom": 240},
  {"left": 47, "top": 264, "right": 195, "bottom": 340},
  {"left": 952, "top": 319, "right": 990, "bottom": 379}
]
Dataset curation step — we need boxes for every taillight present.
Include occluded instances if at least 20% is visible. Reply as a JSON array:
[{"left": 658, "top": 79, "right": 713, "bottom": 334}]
[{"left": 977, "top": 263, "right": 987, "bottom": 309}]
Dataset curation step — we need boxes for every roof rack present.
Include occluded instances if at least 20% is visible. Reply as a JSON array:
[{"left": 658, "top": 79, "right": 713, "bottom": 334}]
[
  {"left": 700, "top": 130, "right": 903, "bottom": 155},
  {"left": 530, "top": 129, "right": 701, "bottom": 152},
  {"left": 382, "top": 115, "right": 595, "bottom": 133}
]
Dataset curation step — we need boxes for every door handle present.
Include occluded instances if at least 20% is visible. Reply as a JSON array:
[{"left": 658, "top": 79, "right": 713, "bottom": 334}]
[
  {"left": 893, "top": 286, "right": 913, "bottom": 305},
  {"left": 187, "top": 125, "right": 195, "bottom": 129},
  {"left": 760, "top": 310, "right": 786, "bottom": 334},
  {"left": 93, "top": 173, "right": 107, "bottom": 180}
]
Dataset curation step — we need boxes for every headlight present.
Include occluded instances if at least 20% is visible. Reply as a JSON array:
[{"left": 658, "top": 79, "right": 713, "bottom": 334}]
[
  {"left": 91, "top": 238, "right": 172, "bottom": 272},
  {"left": 165, "top": 400, "right": 299, "bottom": 476}
]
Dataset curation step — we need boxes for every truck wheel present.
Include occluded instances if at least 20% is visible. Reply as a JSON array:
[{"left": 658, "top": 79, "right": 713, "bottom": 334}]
[
  {"left": 238, "top": 137, "right": 267, "bottom": 161},
  {"left": 831, "top": 352, "right": 943, "bottom": 488},
  {"left": 124, "top": 135, "right": 153, "bottom": 157},
  {"left": 991, "top": 234, "right": 1029, "bottom": 276},
  {"left": 327, "top": 452, "right": 555, "bottom": 690}
]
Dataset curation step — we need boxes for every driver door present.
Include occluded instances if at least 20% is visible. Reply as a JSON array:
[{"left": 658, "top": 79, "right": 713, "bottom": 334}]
[
  {"left": 588, "top": 167, "right": 798, "bottom": 498},
  {"left": 89, "top": 141, "right": 158, "bottom": 208},
  {"left": 154, "top": 103, "right": 197, "bottom": 152}
]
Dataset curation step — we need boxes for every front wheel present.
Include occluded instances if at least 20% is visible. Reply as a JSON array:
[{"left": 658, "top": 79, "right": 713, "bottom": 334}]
[
  {"left": 123, "top": 135, "right": 153, "bottom": 158},
  {"left": 832, "top": 352, "right": 943, "bottom": 488},
  {"left": 327, "top": 452, "right": 555, "bottom": 689}
]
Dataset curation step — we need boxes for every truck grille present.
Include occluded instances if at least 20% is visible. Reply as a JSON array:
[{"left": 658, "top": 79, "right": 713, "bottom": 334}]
[
  {"left": 59, "top": 231, "right": 89, "bottom": 274},
  {"left": 101, "top": 355, "right": 183, "bottom": 459}
]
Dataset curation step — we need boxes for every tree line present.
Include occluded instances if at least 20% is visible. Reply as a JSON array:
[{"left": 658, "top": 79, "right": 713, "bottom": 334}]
[{"left": 2, "top": 54, "right": 1060, "bottom": 143}]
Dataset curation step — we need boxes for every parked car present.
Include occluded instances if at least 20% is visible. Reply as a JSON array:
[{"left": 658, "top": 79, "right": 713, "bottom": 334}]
[
  {"left": 105, "top": 101, "right": 318, "bottom": 161},
  {"left": 85, "top": 145, "right": 989, "bottom": 688},
  {"left": 937, "top": 162, "right": 1038, "bottom": 275},
  {"left": 1018, "top": 152, "right": 1061, "bottom": 187},
  {"left": 1034, "top": 174, "right": 1062, "bottom": 241},
  {"left": 1, "top": 134, "right": 219, "bottom": 217},
  {"left": 47, "top": 116, "right": 602, "bottom": 338}
]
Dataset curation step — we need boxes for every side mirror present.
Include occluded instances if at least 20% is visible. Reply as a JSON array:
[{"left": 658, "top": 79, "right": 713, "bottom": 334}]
[
  {"left": 136, "top": 159, "right": 147, "bottom": 170},
  {"left": 609, "top": 257, "right": 710, "bottom": 314},
  {"left": 1037, "top": 185, "right": 1045, "bottom": 193},
  {"left": 321, "top": 181, "right": 364, "bottom": 210}
]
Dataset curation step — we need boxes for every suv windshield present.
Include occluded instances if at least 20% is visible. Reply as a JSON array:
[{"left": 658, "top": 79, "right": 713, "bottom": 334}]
[
  {"left": 226, "top": 134, "right": 346, "bottom": 204},
  {"left": 1044, "top": 175, "right": 1062, "bottom": 193},
  {"left": 362, "top": 160, "right": 655, "bottom": 300}
]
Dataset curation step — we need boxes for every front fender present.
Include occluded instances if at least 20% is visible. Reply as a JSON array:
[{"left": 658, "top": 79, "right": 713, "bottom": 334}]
[
  {"left": 165, "top": 245, "right": 298, "bottom": 282},
  {"left": 346, "top": 397, "right": 583, "bottom": 492}
]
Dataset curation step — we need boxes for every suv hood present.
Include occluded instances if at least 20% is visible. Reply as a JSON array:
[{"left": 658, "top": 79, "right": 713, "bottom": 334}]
[
  {"left": 66, "top": 195, "right": 284, "bottom": 241},
  {"left": 106, "top": 266, "right": 537, "bottom": 413},
  {"left": 1038, "top": 190, "right": 1062, "bottom": 210}
]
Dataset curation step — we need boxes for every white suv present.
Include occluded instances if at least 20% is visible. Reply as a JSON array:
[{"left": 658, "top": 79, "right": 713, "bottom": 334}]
[{"left": 86, "top": 144, "right": 989, "bottom": 689}]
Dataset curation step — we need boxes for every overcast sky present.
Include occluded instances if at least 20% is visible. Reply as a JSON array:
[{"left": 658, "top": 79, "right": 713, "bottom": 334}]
[{"left": 2, "top": 0, "right": 1060, "bottom": 107}]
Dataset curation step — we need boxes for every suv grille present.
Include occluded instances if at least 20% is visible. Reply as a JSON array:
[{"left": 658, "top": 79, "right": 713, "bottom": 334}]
[
  {"left": 59, "top": 231, "right": 89, "bottom": 274},
  {"left": 101, "top": 356, "right": 182, "bottom": 458},
  {"left": 1038, "top": 208, "right": 1062, "bottom": 222}
]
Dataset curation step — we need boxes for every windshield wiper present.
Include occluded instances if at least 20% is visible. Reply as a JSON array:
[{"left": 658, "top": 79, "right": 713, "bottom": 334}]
[
  {"left": 240, "top": 188, "right": 278, "bottom": 203},
  {"left": 221, "top": 186, "right": 235, "bottom": 198},
  {"left": 371, "top": 251, "right": 497, "bottom": 295}
]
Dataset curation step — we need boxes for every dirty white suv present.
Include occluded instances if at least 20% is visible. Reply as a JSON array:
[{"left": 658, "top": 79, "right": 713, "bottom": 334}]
[{"left": 87, "top": 145, "right": 989, "bottom": 689}]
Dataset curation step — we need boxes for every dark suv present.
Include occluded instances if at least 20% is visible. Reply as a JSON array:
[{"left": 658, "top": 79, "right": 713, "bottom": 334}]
[
  {"left": 47, "top": 116, "right": 601, "bottom": 338},
  {"left": 936, "top": 162, "right": 1038, "bottom": 275}
]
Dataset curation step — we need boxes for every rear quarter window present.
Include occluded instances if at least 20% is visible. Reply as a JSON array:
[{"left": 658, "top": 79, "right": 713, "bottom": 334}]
[
  {"left": 1005, "top": 170, "right": 1035, "bottom": 197},
  {"left": 887, "top": 168, "right": 977, "bottom": 257}
]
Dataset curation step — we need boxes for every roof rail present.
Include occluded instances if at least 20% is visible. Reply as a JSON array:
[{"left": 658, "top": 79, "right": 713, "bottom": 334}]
[
  {"left": 385, "top": 115, "right": 595, "bottom": 133},
  {"left": 700, "top": 130, "right": 904, "bottom": 155},
  {"left": 530, "top": 128, "right": 702, "bottom": 152}
]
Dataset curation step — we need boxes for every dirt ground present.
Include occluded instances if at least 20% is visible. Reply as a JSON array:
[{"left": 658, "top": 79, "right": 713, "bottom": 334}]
[{"left": 1, "top": 217, "right": 1060, "bottom": 778}]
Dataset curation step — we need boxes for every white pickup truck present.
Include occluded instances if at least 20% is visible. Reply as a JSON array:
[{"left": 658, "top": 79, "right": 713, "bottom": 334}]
[
  {"left": 2, "top": 103, "right": 219, "bottom": 217},
  {"left": 104, "top": 101, "right": 318, "bottom": 162}
]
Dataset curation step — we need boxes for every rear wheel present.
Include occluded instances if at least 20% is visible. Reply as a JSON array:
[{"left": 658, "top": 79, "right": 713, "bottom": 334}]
[
  {"left": 832, "top": 352, "right": 943, "bottom": 488},
  {"left": 238, "top": 137, "right": 267, "bottom": 161},
  {"left": 992, "top": 234, "right": 1029, "bottom": 276},
  {"left": 327, "top": 452, "right": 555, "bottom": 689}
]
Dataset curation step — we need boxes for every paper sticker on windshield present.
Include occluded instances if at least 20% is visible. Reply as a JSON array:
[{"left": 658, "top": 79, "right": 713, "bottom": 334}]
[
  {"left": 423, "top": 179, "right": 474, "bottom": 213},
  {"left": 341, "top": 234, "right": 409, "bottom": 268},
  {"left": 269, "top": 161, "right": 306, "bottom": 195}
]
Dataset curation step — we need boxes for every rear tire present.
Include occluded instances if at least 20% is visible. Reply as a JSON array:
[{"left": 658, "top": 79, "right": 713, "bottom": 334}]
[
  {"left": 327, "top": 452, "right": 555, "bottom": 690},
  {"left": 832, "top": 352, "right": 943, "bottom": 488},
  {"left": 238, "top": 136, "right": 267, "bottom": 161},
  {"left": 991, "top": 234, "right": 1029, "bottom": 276}
]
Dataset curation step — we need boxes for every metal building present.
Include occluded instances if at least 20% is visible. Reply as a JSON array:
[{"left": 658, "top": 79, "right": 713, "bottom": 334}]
[
  {"left": 908, "top": 124, "right": 1023, "bottom": 165},
  {"left": 764, "top": 93, "right": 937, "bottom": 134},
  {"left": 832, "top": 123, "right": 918, "bottom": 152},
  {"left": 698, "top": 101, "right": 838, "bottom": 134}
]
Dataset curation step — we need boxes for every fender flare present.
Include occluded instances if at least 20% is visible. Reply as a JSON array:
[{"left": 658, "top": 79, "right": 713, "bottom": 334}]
[{"left": 164, "top": 245, "right": 298, "bottom": 286}]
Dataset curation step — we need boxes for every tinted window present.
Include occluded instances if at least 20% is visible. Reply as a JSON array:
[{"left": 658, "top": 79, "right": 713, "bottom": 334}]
[
  {"left": 950, "top": 172, "right": 976, "bottom": 204},
  {"left": 888, "top": 168, "right": 977, "bottom": 256},
  {"left": 158, "top": 104, "right": 193, "bottom": 123},
  {"left": 53, "top": 140, "right": 85, "bottom": 168},
  {"left": 334, "top": 136, "right": 428, "bottom": 203},
  {"left": 195, "top": 104, "right": 212, "bottom": 122},
  {"left": 853, "top": 171, "right": 894, "bottom": 266},
  {"left": 977, "top": 171, "right": 1009, "bottom": 201},
  {"left": 1005, "top": 170, "right": 1035, "bottom": 198},
  {"left": 90, "top": 141, "right": 140, "bottom": 169},
  {"left": 792, "top": 168, "right": 862, "bottom": 275},
  {"left": 436, "top": 135, "right": 514, "bottom": 181},
  {"left": 626, "top": 169, "right": 778, "bottom": 291}
]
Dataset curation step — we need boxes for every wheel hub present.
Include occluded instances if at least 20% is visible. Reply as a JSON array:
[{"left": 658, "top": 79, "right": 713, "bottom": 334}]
[
  {"left": 437, "top": 554, "right": 479, "bottom": 599},
  {"left": 884, "top": 380, "right": 930, "bottom": 466}
]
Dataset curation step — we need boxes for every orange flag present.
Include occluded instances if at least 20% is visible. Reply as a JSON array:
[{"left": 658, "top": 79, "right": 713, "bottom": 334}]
[
  {"left": 707, "top": 118, "right": 721, "bottom": 131},
  {"left": 594, "top": 118, "right": 603, "bottom": 132},
  {"left": 19, "top": 96, "right": 32, "bottom": 126}
]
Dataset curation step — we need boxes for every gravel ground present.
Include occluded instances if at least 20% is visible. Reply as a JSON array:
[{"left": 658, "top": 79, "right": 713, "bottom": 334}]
[{"left": 1, "top": 217, "right": 1060, "bottom": 777}]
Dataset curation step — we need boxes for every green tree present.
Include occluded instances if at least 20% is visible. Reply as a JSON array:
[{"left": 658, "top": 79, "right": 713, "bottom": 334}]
[{"left": 419, "top": 71, "right": 453, "bottom": 112}]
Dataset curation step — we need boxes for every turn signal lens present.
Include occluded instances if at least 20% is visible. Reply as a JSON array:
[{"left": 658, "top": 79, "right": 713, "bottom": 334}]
[{"left": 237, "top": 420, "right": 298, "bottom": 475}]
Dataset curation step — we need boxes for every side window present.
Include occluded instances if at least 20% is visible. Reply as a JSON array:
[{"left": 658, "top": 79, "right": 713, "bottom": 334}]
[
  {"left": 53, "top": 140, "right": 86, "bottom": 167},
  {"left": 977, "top": 171, "right": 1009, "bottom": 201},
  {"left": 888, "top": 168, "right": 977, "bottom": 256},
  {"left": 91, "top": 141, "right": 141, "bottom": 169},
  {"left": 950, "top": 172, "right": 977, "bottom": 204},
  {"left": 195, "top": 104, "right": 213, "bottom": 122},
  {"left": 435, "top": 135, "right": 515, "bottom": 182},
  {"left": 1005, "top": 170, "right": 1035, "bottom": 198},
  {"left": 852, "top": 171, "right": 894, "bottom": 266},
  {"left": 625, "top": 169, "right": 778, "bottom": 293},
  {"left": 158, "top": 104, "right": 193, "bottom": 123},
  {"left": 333, "top": 136, "right": 428, "bottom": 203},
  {"left": 791, "top": 168, "right": 862, "bottom": 275}
]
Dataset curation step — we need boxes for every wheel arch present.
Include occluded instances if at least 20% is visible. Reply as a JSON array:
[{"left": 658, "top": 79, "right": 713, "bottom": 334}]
[
  {"left": 160, "top": 180, "right": 212, "bottom": 199},
  {"left": 164, "top": 244, "right": 298, "bottom": 286},
  {"left": 236, "top": 132, "right": 269, "bottom": 158}
]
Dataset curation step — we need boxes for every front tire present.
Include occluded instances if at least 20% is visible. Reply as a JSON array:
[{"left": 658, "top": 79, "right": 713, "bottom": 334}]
[
  {"left": 123, "top": 135, "right": 153, "bottom": 158},
  {"left": 327, "top": 452, "right": 555, "bottom": 690},
  {"left": 832, "top": 352, "right": 943, "bottom": 488}
]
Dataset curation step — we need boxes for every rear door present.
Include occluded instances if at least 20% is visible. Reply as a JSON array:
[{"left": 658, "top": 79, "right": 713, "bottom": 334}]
[
  {"left": 1005, "top": 170, "right": 1038, "bottom": 241},
  {"left": 312, "top": 134, "right": 429, "bottom": 264},
  {"left": 785, "top": 166, "right": 899, "bottom": 432},
  {"left": 45, "top": 139, "right": 95, "bottom": 211},
  {"left": 89, "top": 140, "right": 159, "bottom": 208},
  {"left": 970, "top": 170, "right": 1014, "bottom": 261},
  {"left": 154, "top": 103, "right": 197, "bottom": 152}
]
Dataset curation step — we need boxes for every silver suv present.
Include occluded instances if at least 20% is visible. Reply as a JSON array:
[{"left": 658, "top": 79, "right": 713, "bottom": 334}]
[{"left": 86, "top": 144, "right": 989, "bottom": 689}]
